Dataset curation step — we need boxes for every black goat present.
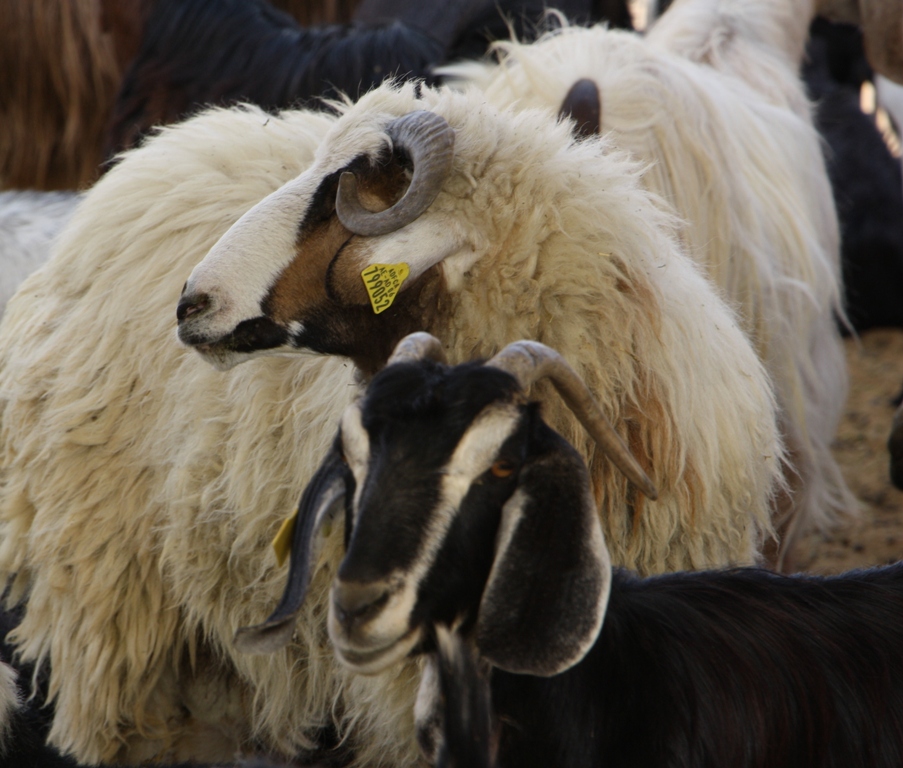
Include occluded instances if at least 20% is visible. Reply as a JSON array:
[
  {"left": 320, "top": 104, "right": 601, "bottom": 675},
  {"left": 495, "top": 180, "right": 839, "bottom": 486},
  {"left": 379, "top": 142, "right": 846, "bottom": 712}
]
[
  {"left": 239, "top": 332, "right": 903, "bottom": 768},
  {"left": 804, "top": 17, "right": 903, "bottom": 333},
  {"left": 105, "top": 0, "right": 631, "bottom": 157}
]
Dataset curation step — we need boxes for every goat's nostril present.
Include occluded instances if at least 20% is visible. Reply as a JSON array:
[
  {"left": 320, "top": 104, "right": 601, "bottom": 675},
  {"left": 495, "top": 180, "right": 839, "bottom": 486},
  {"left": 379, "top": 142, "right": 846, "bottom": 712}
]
[
  {"left": 176, "top": 292, "right": 210, "bottom": 324},
  {"left": 333, "top": 581, "right": 390, "bottom": 628}
]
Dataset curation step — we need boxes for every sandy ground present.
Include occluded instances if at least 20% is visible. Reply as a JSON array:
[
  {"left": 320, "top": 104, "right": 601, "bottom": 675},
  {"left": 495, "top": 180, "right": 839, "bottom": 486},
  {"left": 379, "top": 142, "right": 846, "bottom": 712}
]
[{"left": 789, "top": 328, "right": 903, "bottom": 573}]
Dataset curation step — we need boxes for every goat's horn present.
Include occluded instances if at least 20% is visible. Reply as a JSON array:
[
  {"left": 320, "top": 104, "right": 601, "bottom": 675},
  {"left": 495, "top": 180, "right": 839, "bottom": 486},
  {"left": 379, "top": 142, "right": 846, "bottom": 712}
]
[
  {"left": 486, "top": 341, "right": 658, "bottom": 500},
  {"left": 387, "top": 332, "right": 447, "bottom": 366},
  {"left": 336, "top": 111, "right": 455, "bottom": 237}
]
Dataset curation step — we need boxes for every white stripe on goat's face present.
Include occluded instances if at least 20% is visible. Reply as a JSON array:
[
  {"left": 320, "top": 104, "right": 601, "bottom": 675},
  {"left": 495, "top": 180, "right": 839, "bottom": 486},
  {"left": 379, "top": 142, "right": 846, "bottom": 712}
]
[
  {"left": 328, "top": 400, "right": 523, "bottom": 675},
  {"left": 340, "top": 403, "right": 370, "bottom": 513}
]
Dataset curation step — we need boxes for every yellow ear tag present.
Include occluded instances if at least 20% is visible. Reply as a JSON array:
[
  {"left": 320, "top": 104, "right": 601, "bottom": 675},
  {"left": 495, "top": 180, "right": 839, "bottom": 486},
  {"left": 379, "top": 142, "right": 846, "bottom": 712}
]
[
  {"left": 272, "top": 515, "right": 296, "bottom": 568},
  {"left": 361, "top": 263, "right": 410, "bottom": 314}
]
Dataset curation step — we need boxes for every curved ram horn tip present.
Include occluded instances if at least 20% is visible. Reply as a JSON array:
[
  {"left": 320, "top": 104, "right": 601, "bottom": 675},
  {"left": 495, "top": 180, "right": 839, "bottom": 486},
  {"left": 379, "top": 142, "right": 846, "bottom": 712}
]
[
  {"left": 387, "top": 332, "right": 447, "bottom": 366},
  {"left": 487, "top": 341, "right": 658, "bottom": 500},
  {"left": 336, "top": 110, "right": 456, "bottom": 237},
  {"left": 559, "top": 78, "right": 602, "bottom": 139}
]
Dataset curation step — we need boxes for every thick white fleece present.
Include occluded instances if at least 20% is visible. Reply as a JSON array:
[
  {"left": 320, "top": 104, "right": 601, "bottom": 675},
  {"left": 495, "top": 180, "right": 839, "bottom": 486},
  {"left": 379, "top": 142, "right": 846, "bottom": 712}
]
[{"left": 441, "top": 10, "right": 853, "bottom": 554}]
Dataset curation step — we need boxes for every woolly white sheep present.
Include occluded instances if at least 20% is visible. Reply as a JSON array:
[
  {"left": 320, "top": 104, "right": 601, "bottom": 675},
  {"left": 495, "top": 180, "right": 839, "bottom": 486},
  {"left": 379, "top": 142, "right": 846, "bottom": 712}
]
[
  {"left": 178, "top": 80, "right": 783, "bottom": 571},
  {"left": 437, "top": 0, "right": 855, "bottom": 562},
  {"left": 0, "top": 104, "right": 377, "bottom": 765},
  {"left": 1, "top": 80, "right": 781, "bottom": 764}
]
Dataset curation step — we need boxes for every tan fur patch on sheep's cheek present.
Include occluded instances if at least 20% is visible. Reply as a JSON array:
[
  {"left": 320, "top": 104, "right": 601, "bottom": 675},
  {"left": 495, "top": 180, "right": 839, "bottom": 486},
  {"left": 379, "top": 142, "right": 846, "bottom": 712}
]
[
  {"left": 268, "top": 165, "right": 414, "bottom": 318},
  {"left": 266, "top": 217, "right": 353, "bottom": 325}
]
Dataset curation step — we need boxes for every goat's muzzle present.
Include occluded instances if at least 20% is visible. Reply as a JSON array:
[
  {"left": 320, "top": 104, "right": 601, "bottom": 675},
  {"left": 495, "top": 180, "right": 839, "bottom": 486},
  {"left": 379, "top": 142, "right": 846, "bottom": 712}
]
[
  {"left": 328, "top": 577, "right": 422, "bottom": 674},
  {"left": 332, "top": 580, "right": 391, "bottom": 632}
]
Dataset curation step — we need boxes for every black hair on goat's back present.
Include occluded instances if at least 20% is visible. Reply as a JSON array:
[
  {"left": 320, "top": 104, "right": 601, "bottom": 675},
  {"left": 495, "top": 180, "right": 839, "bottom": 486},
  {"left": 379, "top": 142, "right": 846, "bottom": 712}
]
[{"left": 487, "top": 563, "right": 903, "bottom": 768}]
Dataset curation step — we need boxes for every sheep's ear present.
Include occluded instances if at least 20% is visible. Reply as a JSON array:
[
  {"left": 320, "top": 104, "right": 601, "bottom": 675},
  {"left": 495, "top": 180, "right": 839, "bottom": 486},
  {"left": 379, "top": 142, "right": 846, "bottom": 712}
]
[
  {"left": 476, "top": 431, "right": 610, "bottom": 676},
  {"left": 559, "top": 78, "right": 602, "bottom": 139},
  {"left": 234, "top": 449, "right": 346, "bottom": 654}
]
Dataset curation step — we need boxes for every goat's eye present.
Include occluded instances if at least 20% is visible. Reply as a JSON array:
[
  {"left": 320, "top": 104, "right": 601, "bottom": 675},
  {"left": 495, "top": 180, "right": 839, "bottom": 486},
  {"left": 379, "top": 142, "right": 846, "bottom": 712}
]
[{"left": 490, "top": 460, "right": 516, "bottom": 478}]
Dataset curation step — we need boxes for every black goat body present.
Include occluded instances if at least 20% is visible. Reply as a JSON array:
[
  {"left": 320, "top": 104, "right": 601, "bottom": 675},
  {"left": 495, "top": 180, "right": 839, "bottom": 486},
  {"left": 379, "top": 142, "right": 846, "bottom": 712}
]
[
  {"left": 483, "top": 563, "right": 903, "bottom": 768},
  {"left": 245, "top": 340, "right": 903, "bottom": 768}
]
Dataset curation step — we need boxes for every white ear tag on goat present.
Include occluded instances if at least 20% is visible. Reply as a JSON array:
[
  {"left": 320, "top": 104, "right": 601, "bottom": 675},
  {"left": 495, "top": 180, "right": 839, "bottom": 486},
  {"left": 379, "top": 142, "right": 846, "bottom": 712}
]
[
  {"left": 272, "top": 515, "right": 296, "bottom": 567},
  {"left": 361, "top": 263, "right": 410, "bottom": 314}
]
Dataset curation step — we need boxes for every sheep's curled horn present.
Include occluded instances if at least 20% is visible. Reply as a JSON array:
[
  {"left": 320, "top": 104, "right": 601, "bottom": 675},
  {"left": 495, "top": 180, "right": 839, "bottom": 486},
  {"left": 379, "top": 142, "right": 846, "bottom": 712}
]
[{"left": 336, "top": 111, "right": 455, "bottom": 236}]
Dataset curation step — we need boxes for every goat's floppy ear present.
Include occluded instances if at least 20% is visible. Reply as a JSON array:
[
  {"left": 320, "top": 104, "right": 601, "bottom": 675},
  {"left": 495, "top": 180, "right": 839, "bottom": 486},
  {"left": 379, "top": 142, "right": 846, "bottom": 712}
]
[
  {"left": 476, "top": 428, "right": 611, "bottom": 676},
  {"left": 234, "top": 448, "right": 346, "bottom": 654}
]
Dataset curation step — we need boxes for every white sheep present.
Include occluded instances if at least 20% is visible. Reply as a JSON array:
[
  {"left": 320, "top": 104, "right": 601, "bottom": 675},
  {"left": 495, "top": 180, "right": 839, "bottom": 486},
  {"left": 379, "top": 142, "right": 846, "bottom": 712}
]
[
  {"left": 437, "top": 0, "right": 854, "bottom": 562},
  {"left": 1, "top": 80, "right": 782, "bottom": 765},
  {"left": 0, "top": 190, "right": 81, "bottom": 317},
  {"left": 0, "top": 104, "right": 379, "bottom": 765}
]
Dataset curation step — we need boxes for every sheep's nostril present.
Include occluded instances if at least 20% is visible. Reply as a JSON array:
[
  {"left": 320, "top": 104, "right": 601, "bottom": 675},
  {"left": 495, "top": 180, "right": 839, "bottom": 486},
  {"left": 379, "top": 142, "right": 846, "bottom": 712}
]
[
  {"left": 177, "top": 292, "right": 210, "bottom": 324},
  {"left": 332, "top": 581, "right": 390, "bottom": 629}
]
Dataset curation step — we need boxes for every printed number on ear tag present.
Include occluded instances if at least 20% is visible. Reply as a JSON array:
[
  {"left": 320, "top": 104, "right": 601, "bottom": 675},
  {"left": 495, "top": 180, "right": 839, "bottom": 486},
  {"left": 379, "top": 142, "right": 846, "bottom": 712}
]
[
  {"left": 361, "top": 263, "right": 410, "bottom": 314},
  {"left": 272, "top": 515, "right": 296, "bottom": 568}
]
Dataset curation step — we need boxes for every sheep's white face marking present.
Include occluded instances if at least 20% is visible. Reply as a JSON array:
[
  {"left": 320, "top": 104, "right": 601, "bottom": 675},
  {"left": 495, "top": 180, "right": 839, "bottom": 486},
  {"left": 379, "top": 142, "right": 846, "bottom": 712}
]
[
  {"left": 177, "top": 105, "right": 472, "bottom": 371},
  {"left": 178, "top": 173, "right": 325, "bottom": 365},
  {"left": 328, "top": 402, "right": 522, "bottom": 675}
]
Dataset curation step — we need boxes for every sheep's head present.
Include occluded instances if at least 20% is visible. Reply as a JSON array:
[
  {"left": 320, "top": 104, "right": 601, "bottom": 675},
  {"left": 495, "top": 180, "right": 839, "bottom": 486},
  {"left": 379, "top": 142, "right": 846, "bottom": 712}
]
[
  {"left": 177, "top": 98, "right": 469, "bottom": 375},
  {"left": 235, "top": 333, "right": 656, "bottom": 677}
]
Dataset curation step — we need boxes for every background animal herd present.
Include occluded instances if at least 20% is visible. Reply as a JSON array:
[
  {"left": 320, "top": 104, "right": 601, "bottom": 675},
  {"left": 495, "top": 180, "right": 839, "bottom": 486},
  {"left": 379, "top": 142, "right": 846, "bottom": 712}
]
[{"left": 1, "top": 0, "right": 903, "bottom": 766}]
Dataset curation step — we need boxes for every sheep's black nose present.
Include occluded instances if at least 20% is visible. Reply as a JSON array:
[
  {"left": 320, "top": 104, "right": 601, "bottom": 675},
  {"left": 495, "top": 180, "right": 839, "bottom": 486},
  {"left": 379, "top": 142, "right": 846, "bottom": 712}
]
[
  {"left": 177, "top": 292, "right": 210, "bottom": 323},
  {"left": 332, "top": 581, "right": 390, "bottom": 630}
]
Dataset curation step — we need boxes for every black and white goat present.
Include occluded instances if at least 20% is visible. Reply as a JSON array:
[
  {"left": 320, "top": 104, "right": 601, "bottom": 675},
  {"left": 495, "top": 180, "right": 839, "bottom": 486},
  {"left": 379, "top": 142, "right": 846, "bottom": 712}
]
[{"left": 238, "top": 332, "right": 903, "bottom": 768}]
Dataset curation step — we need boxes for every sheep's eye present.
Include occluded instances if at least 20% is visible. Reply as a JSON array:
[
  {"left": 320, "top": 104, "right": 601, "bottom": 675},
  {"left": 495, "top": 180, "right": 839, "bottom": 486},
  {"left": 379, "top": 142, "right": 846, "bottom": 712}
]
[{"left": 490, "top": 460, "right": 516, "bottom": 478}]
